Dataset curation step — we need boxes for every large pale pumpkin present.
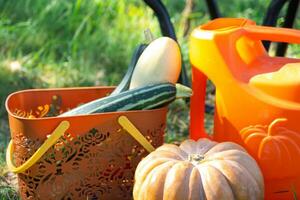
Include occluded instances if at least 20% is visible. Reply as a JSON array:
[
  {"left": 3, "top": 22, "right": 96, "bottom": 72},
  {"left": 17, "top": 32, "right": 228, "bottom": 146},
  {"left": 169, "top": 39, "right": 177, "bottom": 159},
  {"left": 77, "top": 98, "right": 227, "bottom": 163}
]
[{"left": 133, "top": 138, "right": 264, "bottom": 200}]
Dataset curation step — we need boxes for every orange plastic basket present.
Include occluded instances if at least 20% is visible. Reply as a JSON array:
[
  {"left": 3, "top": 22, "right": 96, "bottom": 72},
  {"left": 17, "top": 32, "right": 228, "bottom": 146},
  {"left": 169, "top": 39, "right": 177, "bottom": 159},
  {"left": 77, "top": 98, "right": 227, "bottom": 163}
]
[{"left": 5, "top": 86, "right": 167, "bottom": 200}]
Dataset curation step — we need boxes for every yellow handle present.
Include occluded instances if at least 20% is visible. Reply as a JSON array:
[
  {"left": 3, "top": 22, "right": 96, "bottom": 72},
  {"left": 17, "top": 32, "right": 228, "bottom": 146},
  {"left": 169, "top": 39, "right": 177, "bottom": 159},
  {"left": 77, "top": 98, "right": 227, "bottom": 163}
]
[
  {"left": 118, "top": 116, "right": 155, "bottom": 153},
  {"left": 6, "top": 121, "right": 70, "bottom": 174}
]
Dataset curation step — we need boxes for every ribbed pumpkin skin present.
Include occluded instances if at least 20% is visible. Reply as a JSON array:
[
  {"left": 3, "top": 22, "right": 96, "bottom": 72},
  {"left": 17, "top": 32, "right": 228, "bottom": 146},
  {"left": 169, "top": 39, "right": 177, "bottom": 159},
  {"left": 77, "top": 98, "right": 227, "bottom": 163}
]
[{"left": 133, "top": 138, "right": 264, "bottom": 200}]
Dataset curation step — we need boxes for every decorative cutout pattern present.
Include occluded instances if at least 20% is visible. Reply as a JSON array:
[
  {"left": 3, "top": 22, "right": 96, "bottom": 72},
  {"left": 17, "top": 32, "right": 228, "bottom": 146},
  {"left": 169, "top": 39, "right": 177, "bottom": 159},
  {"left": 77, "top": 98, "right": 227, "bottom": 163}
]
[
  {"left": 13, "top": 124, "right": 164, "bottom": 200},
  {"left": 14, "top": 105, "right": 50, "bottom": 118},
  {"left": 14, "top": 95, "right": 63, "bottom": 118}
]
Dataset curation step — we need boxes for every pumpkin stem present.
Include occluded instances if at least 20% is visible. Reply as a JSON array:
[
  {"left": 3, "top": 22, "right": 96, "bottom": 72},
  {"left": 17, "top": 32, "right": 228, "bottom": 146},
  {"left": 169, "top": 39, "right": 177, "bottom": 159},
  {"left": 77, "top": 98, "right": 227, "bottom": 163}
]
[
  {"left": 188, "top": 154, "right": 205, "bottom": 164},
  {"left": 268, "top": 118, "right": 287, "bottom": 135}
]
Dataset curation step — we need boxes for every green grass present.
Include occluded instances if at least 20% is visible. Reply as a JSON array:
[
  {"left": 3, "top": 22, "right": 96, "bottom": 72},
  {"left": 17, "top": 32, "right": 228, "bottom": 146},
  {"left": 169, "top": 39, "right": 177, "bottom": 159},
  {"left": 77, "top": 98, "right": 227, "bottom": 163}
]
[
  {"left": 0, "top": 185, "right": 19, "bottom": 200},
  {"left": 293, "top": 186, "right": 298, "bottom": 200},
  {"left": 0, "top": 0, "right": 299, "bottom": 198},
  {"left": 0, "top": 151, "right": 19, "bottom": 200}
]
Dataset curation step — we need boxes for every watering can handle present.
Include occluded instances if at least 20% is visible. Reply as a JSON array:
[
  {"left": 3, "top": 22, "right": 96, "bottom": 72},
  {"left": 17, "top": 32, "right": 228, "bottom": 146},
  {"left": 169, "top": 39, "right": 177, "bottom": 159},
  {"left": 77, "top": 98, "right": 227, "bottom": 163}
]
[
  {"left": 190, "top": 68, "right": 211, "bottom": 140},
  {"left": 6, "top": 121, "right": 70, "bottom": 174},
  {"left": 245, "top": 25, "right": 300, "bottom": 44}
]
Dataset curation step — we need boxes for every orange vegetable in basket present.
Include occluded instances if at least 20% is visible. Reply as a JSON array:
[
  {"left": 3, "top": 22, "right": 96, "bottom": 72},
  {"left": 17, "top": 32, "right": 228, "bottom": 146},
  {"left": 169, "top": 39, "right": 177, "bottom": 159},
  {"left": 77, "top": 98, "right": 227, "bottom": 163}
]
[
  {"left": 241, "top": 118, "right": 300, "bottom": 180},
  {"left": 133, "top": 138, "right": 264, "bottom": 200}
]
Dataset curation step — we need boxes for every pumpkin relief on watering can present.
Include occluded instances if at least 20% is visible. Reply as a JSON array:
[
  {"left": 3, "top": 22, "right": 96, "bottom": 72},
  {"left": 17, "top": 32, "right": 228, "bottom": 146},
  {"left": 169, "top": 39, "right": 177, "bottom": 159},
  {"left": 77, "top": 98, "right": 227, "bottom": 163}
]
[{"left": 240, "top": 118, "right": 300, "bottom": 180}]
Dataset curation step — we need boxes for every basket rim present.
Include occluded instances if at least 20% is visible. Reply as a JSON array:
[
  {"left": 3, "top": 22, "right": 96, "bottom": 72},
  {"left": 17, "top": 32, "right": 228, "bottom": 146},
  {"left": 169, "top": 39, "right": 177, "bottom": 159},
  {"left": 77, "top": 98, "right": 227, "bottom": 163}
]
[{"left": 6, "top": 86, "right": 168, "bottom": 121}]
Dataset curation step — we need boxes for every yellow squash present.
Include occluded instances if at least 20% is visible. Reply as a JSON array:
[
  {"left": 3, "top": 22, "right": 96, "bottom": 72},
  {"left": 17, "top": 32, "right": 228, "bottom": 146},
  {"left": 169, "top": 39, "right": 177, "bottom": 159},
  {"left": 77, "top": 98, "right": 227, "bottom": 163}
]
[{"left": 129, "top": 37, "right": 181, "bottom": 89}]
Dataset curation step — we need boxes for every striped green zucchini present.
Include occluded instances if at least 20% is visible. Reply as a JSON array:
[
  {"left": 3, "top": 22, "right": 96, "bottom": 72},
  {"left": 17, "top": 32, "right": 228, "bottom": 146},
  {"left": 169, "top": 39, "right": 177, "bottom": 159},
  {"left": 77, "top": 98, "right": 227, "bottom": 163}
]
[{"left": 60, "top": 83, "right": 184, "bottom": 116}]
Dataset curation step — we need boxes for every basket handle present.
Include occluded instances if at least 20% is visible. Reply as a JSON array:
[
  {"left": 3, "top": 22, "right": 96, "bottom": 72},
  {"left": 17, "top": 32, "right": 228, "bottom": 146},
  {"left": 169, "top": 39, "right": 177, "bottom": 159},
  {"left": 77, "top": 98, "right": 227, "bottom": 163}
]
[
  {"left": 6, "top": 121, "right": 70, "bottom": 174},
  {"left": 7, "top": 116, "right": 154, "bottom": 174},
  {"left": 118, "top": 116, "right": 155, "bottom": 153}
]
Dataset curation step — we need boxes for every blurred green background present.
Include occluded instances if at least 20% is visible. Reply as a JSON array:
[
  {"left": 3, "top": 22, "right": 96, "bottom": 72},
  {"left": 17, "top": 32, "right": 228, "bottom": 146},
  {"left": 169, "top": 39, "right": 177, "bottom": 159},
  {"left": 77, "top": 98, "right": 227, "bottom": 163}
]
[{"left": 0, "top": 0, "right": 299, "bottom": 198}]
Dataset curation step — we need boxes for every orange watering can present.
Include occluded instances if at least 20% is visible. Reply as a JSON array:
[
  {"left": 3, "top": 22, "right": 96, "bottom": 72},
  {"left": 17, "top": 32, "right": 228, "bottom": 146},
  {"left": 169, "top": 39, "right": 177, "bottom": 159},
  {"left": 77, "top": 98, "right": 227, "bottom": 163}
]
[{"left": 189, "top": 18, "right": 300, "bottom": 199}]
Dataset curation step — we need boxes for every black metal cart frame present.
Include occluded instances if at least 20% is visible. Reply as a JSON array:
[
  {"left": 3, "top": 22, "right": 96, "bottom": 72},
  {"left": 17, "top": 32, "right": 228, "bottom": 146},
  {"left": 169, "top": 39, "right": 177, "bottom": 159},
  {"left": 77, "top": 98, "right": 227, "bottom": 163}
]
[{"left": 145, "top": 0, "right": 299, "bottom": 59}]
